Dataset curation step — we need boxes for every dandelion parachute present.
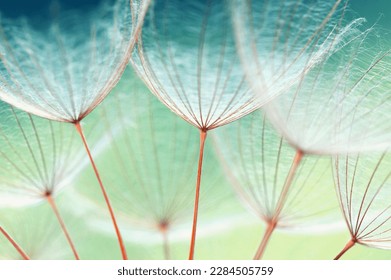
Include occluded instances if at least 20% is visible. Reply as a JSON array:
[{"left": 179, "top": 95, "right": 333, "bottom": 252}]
[
  {"left": 0, "top": 101, "right": 111, "bottom": 259},
  {"left": 230, "top": 12, "right": 391, "bottom": 258},
  {"left": 213, "top": 111, "right": 341, "bottom": 259},
  {"left": 0, "top": 0, "right": 149, "bottom": 123},
  {"left": 334, "top": 152, "right": 391, "bottom": 259},
  {"left": 261, "top": 22, "right": 391, "bottom": 154},
  {"left": 73, "top": 71, "right": 228, "bottom": 259},
  {"left": 130, "top": 0, "right": 343, "bottom": 259},
  {"left": 230, "top": 0, "right": 348, "bottom": 103},
  {"left": 0, "top": 0, "right": 151, "bottom": 259}
]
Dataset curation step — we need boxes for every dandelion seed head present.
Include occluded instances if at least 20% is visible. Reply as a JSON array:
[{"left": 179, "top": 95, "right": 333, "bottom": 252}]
[
  {"left": 231, "top": 0, "right": 349, "bottom": 105},
  {"left": 0, "top": 0, "right": 149, "bottom": 122},
  {"left": 263, "top": 28, "right": 391, "bottom": 155},
  {"left": 71, "top": 72, "right": 233, "bottom": 243},
  {"left": 0, "top": 102, "right": 112, "bottom": 208},
  {"left": 335, "top": 152, "right": 391, "bottom": 249},
  {"left": 213, "top": 111, "right": 342, "bottom": 232},
  {"left": 131, "top": 0, "right": 261, "bottom": 131}
]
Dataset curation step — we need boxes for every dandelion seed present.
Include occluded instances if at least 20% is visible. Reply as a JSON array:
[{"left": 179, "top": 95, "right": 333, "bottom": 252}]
[
  {"left": 0, "top": 102, "right": 110, "bottom": 259},
  {"left": 0, "top": 0, "right": 148, "bottom": 123},
  {"left": 263, "top": 28, "right": 391, "bottom": 155},
  {"left": 72, "top": 72, "right": 228, "bottom": 259},
  {"left": 230, "top": 0, "right": 348, "bottom": 102},
  {"left": 334, "top": 152, "right": 391, "bottom": 259},
  {"left": 0, "top": 103, "right": 86, "bottom": 208},
  {"left": 0, "top": 0, "right": 150, "bottom": 259},
  {"left": 131, "top": 0, "right": 269, "bottom": 259},
  {"left": 0, "top": 104, "right": 82, "bottom": 259},
  {"left": 234, "top": 14, "right": 391, "bottom": 258},
  {"left": 213, "top": 111, "right": 342, "bottom": 259},
  {"left": 131, "top": 0, "right": 353, "bottom": 259}
]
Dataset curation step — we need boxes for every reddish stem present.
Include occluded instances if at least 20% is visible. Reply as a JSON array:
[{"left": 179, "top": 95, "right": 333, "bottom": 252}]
[
  {"left": 0, "top": 226, "right": 30, "bottom": 260},
  {"left": 334, "top": 239, "right": 356, "bottom": 260},
  {"left": 253, "top": 220, "right": 277, "bottom": 260},
  {"left": 254, "top": 150, "right": 304, "bottom": 260},
  {"left": 274, "top": 150, "right": 304, "bottom": 219},
  {"left": 46, "top": 194, "right": 80, "bottom": 260},
  {"left": 74, "top": 121, "right": 127, "bottom": 260},
  {"left": 188, "top": 129, "right": 207, "bottom": 260}
]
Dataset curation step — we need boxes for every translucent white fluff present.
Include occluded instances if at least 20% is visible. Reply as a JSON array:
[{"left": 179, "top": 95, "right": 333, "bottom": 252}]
[
  {"left": 335, "top": 153, "right": 391, "bottom": 249},
  {"left": 131, "top": 0, "right": 262, "bottom": 130},
  {"left": 213, "top": 111, "right": 342, "bottom": 232},
  {"left": 231, "top": 0, "right": 350, "bottom": 111},
  {"left": 70, "top": 73, "right": 234, "bottom": 257},
  {"left": 262, "top": 28, "right": 391, "bottom": 155},
  {"left": 0, "top": 0, "right": 150, "bottom": 122},
  {"left": 0, "top": 102, "right": 112, "bottom": 207}
]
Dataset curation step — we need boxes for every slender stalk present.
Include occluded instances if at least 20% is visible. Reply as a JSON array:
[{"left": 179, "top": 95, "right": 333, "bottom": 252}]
[
  {"left": 188, "top": 129, "right": 208, "bottom": 260},
  {"left": 74, "top": 121, "right": 127, "bottom": 260},
  {"left": 253, "top": 220, "right": 277, "bottom": 260},
  {"left": 46, "top": 194, "right": 80, "bottom": 260},
  {"left": 254, "top": 150, "right": 304, "bottom": 259},
  {"left": 0, "top": 226, "right": 30, "bottom": 260},
  {"left": 334, "top": 239, "right": 356, "bottom": 260},
  {"left": 274, "top": 150, "right": 304, "bottom": 218}
]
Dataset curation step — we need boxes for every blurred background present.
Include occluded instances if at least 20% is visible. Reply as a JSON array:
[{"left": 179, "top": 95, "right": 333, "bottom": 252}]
[{"left": 0, "top": 0, "right": 390, "bottom": 260}]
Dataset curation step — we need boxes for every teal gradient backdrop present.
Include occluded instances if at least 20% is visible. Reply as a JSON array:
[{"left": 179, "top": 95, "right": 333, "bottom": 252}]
[{"left": 0, "top": 0, "right": 390, "bottom": 260}]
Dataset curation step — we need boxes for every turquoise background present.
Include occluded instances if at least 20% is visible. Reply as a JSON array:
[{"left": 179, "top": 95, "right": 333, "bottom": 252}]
[{"left": 0, "top": 1, "right": 390, "bottom": 260}]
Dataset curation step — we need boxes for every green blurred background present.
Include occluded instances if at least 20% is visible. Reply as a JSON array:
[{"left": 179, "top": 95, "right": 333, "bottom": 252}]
[
  {"left": 0, "top": 0, "right": 390, "bottom": 260},
  {"left": 1, "top": 67, "right": 390, "bottom": 260}
]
